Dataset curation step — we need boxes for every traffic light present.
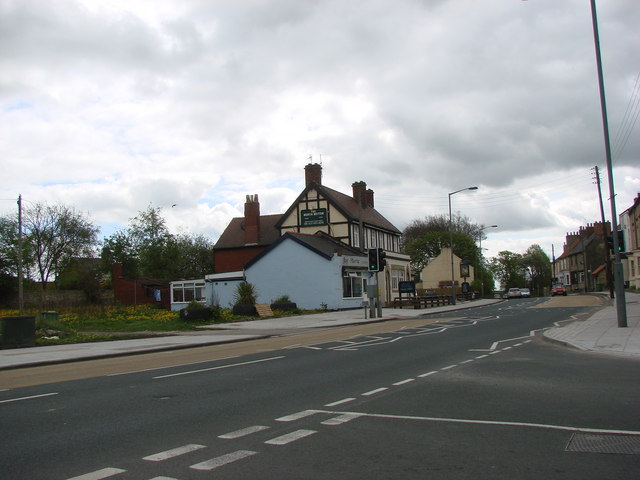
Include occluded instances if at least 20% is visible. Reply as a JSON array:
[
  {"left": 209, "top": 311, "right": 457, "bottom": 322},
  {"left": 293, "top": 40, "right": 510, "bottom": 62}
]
[
  {"left": 617, "top": 229, "right": 625, "bottom": 252},
  {"left": 378, "top": 248, "right": 386, "bottom": 270},
  {"left": 606, "top": 234, "right": 614, "bottom": 253},
  {"left": 368, "top": 248, "right": 379, "bottom": 271}
]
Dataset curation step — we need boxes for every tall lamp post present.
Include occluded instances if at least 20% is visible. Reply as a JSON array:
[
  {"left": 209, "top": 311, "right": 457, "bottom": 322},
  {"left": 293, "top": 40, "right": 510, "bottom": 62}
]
[
  {"left": 449, "top": 186, "right": 478, "bottom": 305},
  {"left": 478, "top": 225, "right": 498, "bottom": 298}
]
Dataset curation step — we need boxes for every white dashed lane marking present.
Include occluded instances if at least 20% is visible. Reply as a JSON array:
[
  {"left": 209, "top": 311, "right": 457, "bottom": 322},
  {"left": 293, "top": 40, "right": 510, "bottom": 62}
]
[
  {"left": 219, "top": 425, "right": 270, "bottom": 439},
  {"left": 362, "top": 387, "right": 388, "bottom": 396},
  {"left": 66, "top": 468, "right": 126, "bottom": 480},
  {"left": 143, "top": 444, "right": 206, "bottom": 461},
  {"left": 265, "top": 429, "right": 317, "bottom": 445},
  {"left": 190, "top": 450, "right": 258, "bottom": 471},
  {"left": 276, "top": 410, "right": 318, "bottom": 422},
  {"left": 392, "top": 378, "right": 415, "bottom": 386},
  {"left": 325, "top": 398, "right": 356, "bottom": 407},
  {"left": 321, "top": 413, "right": 363, "bottom": 426}
]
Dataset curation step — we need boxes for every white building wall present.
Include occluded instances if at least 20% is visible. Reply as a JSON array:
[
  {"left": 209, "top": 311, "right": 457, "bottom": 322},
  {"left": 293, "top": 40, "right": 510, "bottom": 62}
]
[
  {"left": 204, "top": 272, "right": 244, "bottom": 308},
  {"left": 246, "top": 238, "right": 365, "bottom": 310}
]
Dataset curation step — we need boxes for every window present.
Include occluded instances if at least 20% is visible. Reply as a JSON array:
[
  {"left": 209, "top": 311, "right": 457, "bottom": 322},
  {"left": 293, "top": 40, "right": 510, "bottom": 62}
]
[
  {"left": 343, "top": 271, "right": 367, "bottom": 298},
  {"left": 352, "top": 224, "right": 360, "bottom": 248},
  {"left": 370, "top": 230, "right": 377, "bottom": 248},
  {"left": 391, "top": 269, "right": 405, "bottom": 291},
  {"left": 172, "top": 281, "right": 205, "bottom": 303}
]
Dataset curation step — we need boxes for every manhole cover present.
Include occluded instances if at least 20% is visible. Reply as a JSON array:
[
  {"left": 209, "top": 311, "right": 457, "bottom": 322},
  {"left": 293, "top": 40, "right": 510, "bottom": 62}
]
[{"left": 566, "top": 433, "right": 640, "bottom": 455}]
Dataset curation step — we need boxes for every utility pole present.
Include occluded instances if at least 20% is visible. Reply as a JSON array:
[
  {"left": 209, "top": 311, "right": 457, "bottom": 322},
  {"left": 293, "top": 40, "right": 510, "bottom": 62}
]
[
  {"left": 593, "top": 166, "right": 614, "bottom": 298},
  {"left": 590, "top": 0, "right": 626, "bottom": 327},
  {"left": 17, "top": 194, "right": 24, "bottom": 314}
]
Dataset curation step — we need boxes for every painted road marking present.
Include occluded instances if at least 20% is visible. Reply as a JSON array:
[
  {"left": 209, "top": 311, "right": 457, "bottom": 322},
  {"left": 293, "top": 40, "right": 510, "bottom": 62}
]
[
  {"left": 325, "top": 398, "right": 356, "bottom": 407},
  {"left": 393, "top": 378, "right": 415, "bottom": 386},
  {"left": 67, "top": 468, "right": 126, "bottom": 480},
  {"left": 475, "top": 355, "right": 488, "bottom": 359},
  {"left": 314, "top": 409, "right": 640, "bottom": 436},
  {"left": 219, "top": 425, "right": 270, "bottom": 439},
  {"left": 418, "top": 371, "right": 438, "bottom": 378},
  {"left": 153, "top": 356, "right": 285, "bottom": 379},
  {"left": 441, "top": 365, "right": 457, "bottom": 370},
  {"left": 362, "top": 387, "right": 388, "bottom": 396},
  {"left": 0, "top": 392, "right": 59, "bottom": 404},
  {"left": 190, "top": 450, "right": 258, "bottom": 471},
  {"left": 322, "top": 413, "right": 363, "bottom": 425},
  {"left": 276, "top": 410, "right": 318, "bottom": 422},
  {"left": 143, "top": 444, "right": 206, "bottom": 461},
  {"left": 107, "top": 356, "right": 240, "bottom": 376},
  {"left": 265, "top": 429, "right": 317, "bottom": 445}
]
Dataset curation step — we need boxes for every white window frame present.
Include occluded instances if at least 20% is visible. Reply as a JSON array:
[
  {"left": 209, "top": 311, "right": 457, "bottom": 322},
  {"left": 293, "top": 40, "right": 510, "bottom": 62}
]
[{"left": 171, "top": 280, "right": 206, "bottom": 304}]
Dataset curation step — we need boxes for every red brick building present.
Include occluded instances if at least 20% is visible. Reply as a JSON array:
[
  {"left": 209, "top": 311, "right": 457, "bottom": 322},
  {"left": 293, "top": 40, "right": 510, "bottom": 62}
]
[{"left": 112, "top": 264, "right": 170, "bottom": 309}]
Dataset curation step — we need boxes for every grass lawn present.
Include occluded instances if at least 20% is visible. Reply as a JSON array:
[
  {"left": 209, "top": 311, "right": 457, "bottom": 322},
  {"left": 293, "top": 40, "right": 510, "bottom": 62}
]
[{"left": 0, "top": 304, "right": 231, "bottom": 346}]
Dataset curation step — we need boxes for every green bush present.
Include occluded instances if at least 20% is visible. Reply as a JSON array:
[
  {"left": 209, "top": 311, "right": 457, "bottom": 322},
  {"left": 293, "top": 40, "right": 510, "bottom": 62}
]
[
  {"left": 234, "top": 282, "right": 257, "bottom": 305},
  {"left": 272, "top": 294, "right": 291, "bottom": 304}
]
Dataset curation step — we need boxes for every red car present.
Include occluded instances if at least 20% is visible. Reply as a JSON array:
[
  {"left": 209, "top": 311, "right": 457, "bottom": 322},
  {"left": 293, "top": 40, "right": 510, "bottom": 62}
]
[{"left": 551, "top": 285, "right": 567, "bottom": 296}]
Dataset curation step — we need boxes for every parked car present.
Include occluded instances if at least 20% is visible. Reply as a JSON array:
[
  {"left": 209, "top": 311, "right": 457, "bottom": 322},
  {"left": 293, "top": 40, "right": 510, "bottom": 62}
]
[
  {"left": 507, "top": 288, "right": 522, "bottom": 299},
  {"left": 551, "top": 285, "right": 567, "bottom": 296},
  {"left": 520, "top": 288, "right": 531, "bottom": 298}
]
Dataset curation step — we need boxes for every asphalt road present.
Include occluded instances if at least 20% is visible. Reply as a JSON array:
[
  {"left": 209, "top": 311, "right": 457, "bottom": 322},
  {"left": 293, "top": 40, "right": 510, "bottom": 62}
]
[{"left": 1, "top": 297, "right": 639, "bottom": 479}]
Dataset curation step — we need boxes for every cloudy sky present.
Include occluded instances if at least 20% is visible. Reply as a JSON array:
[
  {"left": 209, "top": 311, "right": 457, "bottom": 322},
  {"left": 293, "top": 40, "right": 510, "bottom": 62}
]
[{"left": 1, "top": 0, "right": 638, "bottom": 261}]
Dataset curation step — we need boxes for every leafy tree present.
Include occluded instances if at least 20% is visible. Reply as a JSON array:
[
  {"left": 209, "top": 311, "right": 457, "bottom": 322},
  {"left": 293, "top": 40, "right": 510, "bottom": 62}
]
[
  {"left": 402, "top": 213, "right": 483, "bottom": 249},
  {"left": 0, "top": 215, "right": 36, "bottom": 279},
  {"left": 522, "top": 244, "right": 552, "bottom": 296},
  {"left": 18, "top": 202, "right": 99, "bottom": 288},
  {"left": 488, "top": 251, "right": 526, "bottom": 290},
  {"left": 471, "top": 262, "right": 496, "bottom": 296},
  {"left": 101, "top": 205, "right": 214, "bottom": 281},
  {"left": 405, "top": 231, "right": 480, "bottom": 277}
]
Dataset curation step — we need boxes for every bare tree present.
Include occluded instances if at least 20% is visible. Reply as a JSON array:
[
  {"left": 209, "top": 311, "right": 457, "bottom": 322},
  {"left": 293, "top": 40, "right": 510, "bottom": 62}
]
[{"left": 23, "top": 202, "right": 99, "bottom": 288}]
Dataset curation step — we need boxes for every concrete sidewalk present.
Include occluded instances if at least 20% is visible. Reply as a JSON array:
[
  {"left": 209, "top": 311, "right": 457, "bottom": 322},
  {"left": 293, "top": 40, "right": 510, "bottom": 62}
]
[
  {"left": 0, "top": 299, "right": 499, "bottom": 370},
  {"left": 543, "top": 291, "right": 640, "bottom": 357},
  {"left": 1, "top": 293, "right": 639, "bottom": 370}
]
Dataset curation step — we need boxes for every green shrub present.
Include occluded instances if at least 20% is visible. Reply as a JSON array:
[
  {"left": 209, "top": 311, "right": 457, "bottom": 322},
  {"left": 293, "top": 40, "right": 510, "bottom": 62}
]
[
  {"left": 272, "top": 294, "right": 291, "bottom": 304},
  {"left": 234, "top": 282, "right": 257, "bottom": 305}
]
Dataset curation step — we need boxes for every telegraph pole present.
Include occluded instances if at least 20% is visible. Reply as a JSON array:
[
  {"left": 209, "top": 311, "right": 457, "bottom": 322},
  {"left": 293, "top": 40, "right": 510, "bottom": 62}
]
[
  {"left": 590, "top": 0, "right": 627, "bottom": 326},
  {"left": 593, "top": 166, "right": 614, "bottom": 298},
  {"left": 17, "top": 194, "right": 24, "bottom": 313}
]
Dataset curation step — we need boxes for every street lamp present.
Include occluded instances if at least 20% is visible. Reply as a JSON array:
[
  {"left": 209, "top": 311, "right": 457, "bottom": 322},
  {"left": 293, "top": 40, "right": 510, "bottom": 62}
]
[
  {"left": 449, "top": 186, "right": 478, "bottom": 305},
  {"left": 478, "top": 225, "right": 498, "bottom": 298}
]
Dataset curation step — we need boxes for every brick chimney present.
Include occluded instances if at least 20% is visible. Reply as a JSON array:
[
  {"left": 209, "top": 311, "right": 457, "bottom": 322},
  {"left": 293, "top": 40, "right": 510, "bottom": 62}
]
[
  {"left": 244, "top": 194, "right": 260, "bottom": 244},
  {"left": 365, "top": 188, "right": 374, "bottom": 208},
  {"left": 352, "top": 181, "right": 368, "bottom": 208},
  {"left": 305, "top": 163, "right": 322, "bottom": 186}
]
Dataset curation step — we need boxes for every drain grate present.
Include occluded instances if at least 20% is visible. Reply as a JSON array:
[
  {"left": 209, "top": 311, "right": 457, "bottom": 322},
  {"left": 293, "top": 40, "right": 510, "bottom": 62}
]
[{"left": 566, "top": 433, "right": 640, "bottom": 455}]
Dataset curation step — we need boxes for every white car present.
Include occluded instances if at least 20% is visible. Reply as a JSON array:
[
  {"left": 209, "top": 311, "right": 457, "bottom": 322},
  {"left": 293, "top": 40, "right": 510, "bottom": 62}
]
[
  {"left": 507, "top": 288, "right": 522, "bottom": 299},
  {"left": 520, "top": 288, "right": 531, "bottom": 298}
]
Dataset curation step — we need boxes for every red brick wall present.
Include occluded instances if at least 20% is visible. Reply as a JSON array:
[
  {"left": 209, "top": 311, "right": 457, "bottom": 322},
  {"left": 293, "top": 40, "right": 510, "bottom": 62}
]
[
  {"left": 214, "top": 246, "right": 266, "bottom": 273},
  {"left": 112, "top": 265, "right": 170, "bottom": 309}
]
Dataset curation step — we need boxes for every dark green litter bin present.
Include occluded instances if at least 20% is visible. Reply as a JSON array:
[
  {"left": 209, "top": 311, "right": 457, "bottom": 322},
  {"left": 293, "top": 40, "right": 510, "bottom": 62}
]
[{"left": 1, "top": 316, "right": 36, "bottom": 348}]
